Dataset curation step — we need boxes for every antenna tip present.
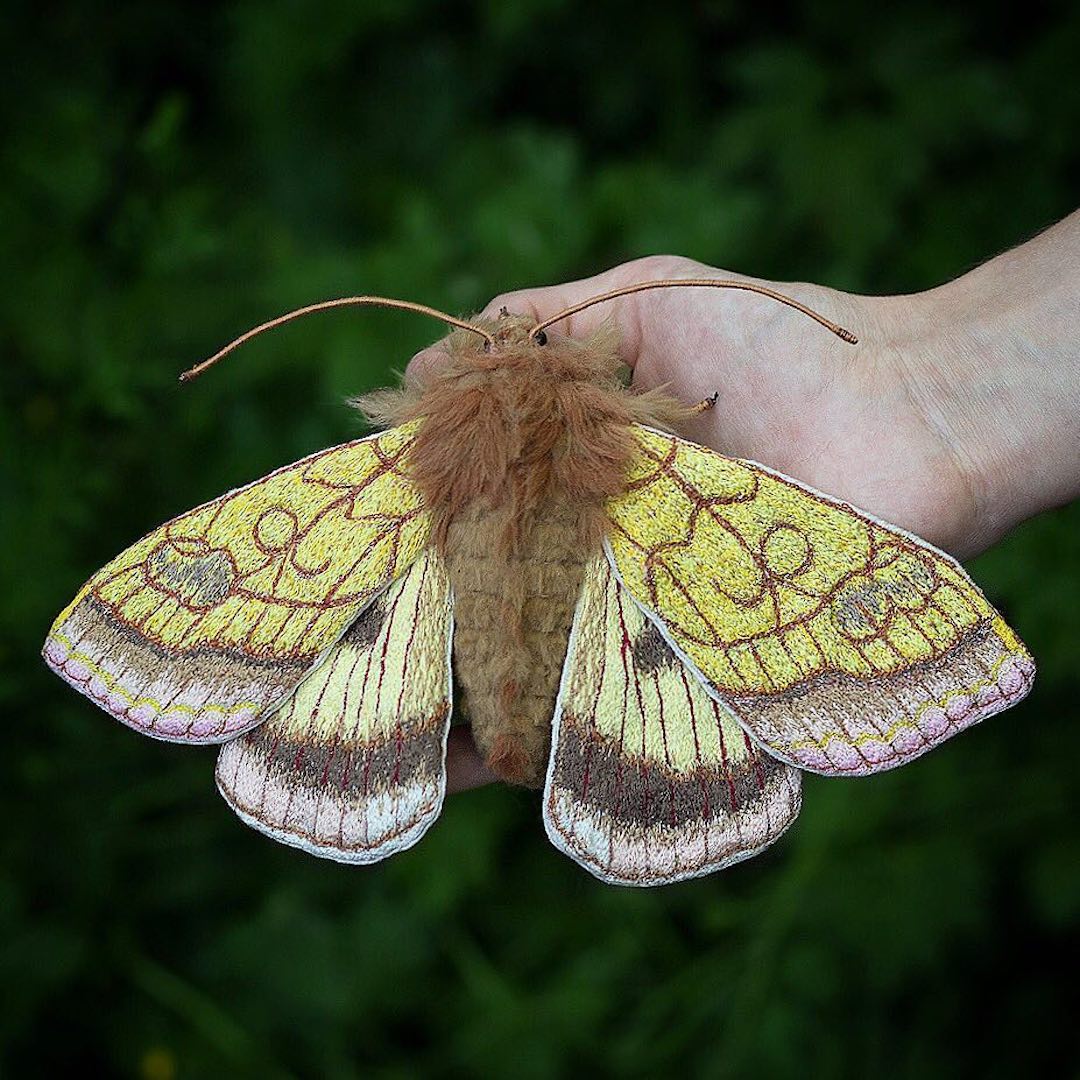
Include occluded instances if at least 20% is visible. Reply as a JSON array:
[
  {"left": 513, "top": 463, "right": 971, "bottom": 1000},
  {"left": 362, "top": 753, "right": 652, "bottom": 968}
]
[
  {"left": 178, "top": 369, "right": 195, "bottom": 384},
  {"left": 836, "top": 327, "right": 858, "bottom": 345}
]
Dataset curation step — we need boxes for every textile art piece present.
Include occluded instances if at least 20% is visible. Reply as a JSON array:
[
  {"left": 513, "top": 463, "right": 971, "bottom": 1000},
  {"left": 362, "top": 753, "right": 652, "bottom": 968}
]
[{"left": 45, "top": 281, "right": 1035, "bottom": 886}]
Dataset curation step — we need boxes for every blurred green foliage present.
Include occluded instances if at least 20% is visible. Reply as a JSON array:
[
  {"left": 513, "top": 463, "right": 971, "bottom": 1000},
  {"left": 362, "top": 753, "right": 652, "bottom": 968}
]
[{"left": 2, "top": 2, "right": 1078, "bottom": 1077}]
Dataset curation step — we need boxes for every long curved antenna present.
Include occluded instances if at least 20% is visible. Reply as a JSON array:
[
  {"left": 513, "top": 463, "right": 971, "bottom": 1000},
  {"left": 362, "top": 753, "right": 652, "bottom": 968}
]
[
  {"left": 529, "top": 279, "right": 858, "bottom": 344},
  {"left": 180, "top": 296, "right": 495, "bottom": 382}
]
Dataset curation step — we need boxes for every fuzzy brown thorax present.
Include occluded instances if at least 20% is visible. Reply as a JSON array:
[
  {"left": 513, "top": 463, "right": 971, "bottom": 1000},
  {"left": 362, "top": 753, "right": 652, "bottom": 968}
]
[
  {"left": 357, "top": 313, "right": 687, "bottom": 548},
  {"left": 354, "top": 313, "right": 686, "bottom": 785}
]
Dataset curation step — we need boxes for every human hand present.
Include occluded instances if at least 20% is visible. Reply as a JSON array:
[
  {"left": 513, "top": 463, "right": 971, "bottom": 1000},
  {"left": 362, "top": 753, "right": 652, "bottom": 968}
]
[{"left": 415, "top": 217, "right": 1080, "bottom": 792}]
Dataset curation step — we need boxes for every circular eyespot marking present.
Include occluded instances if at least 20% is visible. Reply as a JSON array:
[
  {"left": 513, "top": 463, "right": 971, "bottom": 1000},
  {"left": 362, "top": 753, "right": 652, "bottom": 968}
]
[
  {"left": 255, "top": 507, "right": 299, "bottom": 553},
  {"left": 830, "top": 576, "right": 889, "bottom": 639},
  {"left": 761, "top": 524, "right": 812, "bottom": 578}
]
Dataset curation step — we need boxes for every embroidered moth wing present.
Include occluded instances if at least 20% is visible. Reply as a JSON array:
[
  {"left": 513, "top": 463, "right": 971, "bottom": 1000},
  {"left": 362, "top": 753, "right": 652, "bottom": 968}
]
[
  {"left": 542, "top": 425, "right": 1033, "bottom": 884},
  {"left": 544, "top": 553, "right": 802, "bottom": 885},
  {"left": 217, "top": 548, "right": 453, "bottom": 862},
  {"left": 605, "top": 426, "right": 1036, "bottom": 773},
  {"left": 44, "top": 420, "right": 456, "bottom": 862}
]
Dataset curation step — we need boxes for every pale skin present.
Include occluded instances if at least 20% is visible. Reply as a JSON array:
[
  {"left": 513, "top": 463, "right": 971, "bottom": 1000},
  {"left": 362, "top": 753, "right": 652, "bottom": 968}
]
[{"left": 410, "top": 210, "right": 1080, "bottom": 793}]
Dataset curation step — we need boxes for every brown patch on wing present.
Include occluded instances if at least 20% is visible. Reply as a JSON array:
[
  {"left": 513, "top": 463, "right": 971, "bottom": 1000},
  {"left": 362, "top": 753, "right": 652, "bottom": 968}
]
[
  {"left": 725, "top": 620, "right": 1035, "bottom": 774},
  {"left": 228, "top": 706, "right": 447, "bottom": 803},
  {"left": 145, "top": 542, "right": 236, "bottom": 608},
  {"left": 551, "top": 712, "right": 786, "bottom": 828},
  {"left": 631, "top": 620, "right": 680, "bottom": 676},
  {"left": 342, "top": 599, "right": 387, "bottom": 649},
  {"left": 45, "top": 595, "right": 309, "bottom": 742},
  {"left": 545, "top": 711, "right": 801, "bottom": 886}
]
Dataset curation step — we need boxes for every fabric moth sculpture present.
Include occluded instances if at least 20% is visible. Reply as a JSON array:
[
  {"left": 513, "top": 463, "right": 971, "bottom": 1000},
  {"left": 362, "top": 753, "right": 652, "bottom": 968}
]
[{"left": 43, "top": 279, "right": 1036, "bottom": 887}]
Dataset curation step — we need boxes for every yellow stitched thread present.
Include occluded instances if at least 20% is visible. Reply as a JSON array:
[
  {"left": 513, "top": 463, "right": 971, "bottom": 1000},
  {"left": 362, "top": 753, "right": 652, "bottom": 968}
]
[
  {"left": 67, "top": 422, "right": 429, "bottom": 660},
  {"left": 48, "top": 632, "right": 259, "bottom": 717},
  {"left": 275, "top": 549, "right": 452, "bottom": 743},
  {"left": 49, "top": 585, "right": 92, "bottom": 633},
  {"left": 608, "top": 427, "right": 990, "bottom": 696},
  {"left": 784, "top": 652, "right": 1018, "bottom": 752}
]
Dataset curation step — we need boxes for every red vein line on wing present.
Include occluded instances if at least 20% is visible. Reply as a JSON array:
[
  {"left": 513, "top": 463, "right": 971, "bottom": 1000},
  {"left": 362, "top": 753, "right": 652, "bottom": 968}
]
[
  {"left": 715, "top": 700, "right": 737, "bottom": 814},
  {"left": 611, "top": 589, "right": 634, "bottom": 872}
]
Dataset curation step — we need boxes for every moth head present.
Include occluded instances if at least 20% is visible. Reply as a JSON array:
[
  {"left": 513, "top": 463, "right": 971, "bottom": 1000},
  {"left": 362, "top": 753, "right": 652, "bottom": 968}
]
[
  {"left": 488, "top": 308, "right": 546, "bottom": 349},
  {"left": 450, "top": 307, "right": 627, "bottom": 389}
]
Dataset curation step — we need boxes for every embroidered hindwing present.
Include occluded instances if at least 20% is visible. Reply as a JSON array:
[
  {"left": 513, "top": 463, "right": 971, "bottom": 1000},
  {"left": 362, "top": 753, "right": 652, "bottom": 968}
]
[
  {"left": 544, "top": 555, "right": 801, "bottom": 886},
  {"left": 217, "top": 548, "right": 454, "bottom": 862}
]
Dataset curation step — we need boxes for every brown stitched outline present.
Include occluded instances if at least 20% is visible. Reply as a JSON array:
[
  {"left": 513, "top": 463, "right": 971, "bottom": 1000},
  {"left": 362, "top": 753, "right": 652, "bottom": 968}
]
[
  {"left": 551, "top": 559, "right": 799, "bottom": 879},
  {"left": 223, "top": 786, "right": 440, "bottom": 852},
  {"left": 93, "top": 432, "right": 426, "bottom": 653},
  {"left": 615, "top": 555, "right": 983, "bottom": 693},
  {"left": 247, "top": 553, "right": 449, "bottom": 844},
  {"left": 611, "top": 431, "right": 965, "bottom": 649},
  {"left": 613, "top": 508, "right": 953, "bottom": 653}
]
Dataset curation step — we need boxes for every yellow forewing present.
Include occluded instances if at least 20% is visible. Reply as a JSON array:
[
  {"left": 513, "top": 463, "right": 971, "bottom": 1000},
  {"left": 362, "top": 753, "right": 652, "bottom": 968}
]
[
  {"left": 606, "top": 426, "right": 1035, "bottom": 776},
  {"left": 43, "top": 421, "right": 431, "bottom": 743}
]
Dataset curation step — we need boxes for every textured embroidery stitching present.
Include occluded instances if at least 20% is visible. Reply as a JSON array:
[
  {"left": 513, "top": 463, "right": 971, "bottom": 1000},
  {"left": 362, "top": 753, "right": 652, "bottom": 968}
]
[
  {"left": 605, "top": 426, "right": 1035, "bottom": 781},
  {"left": 43, "top": 423, "right": 434, "bottom": 746},
  {"left": 215, "top": 549, "right": 454, "bottom": 864},
  {"left": 784, "top": 653, "right": 1030, "bottom": 753},
  {"left": 607, "top": 426, "right": 995, "bottom": 693},
  {"left": 542, "top": 555, "right": 802, "bottom": 886},
  {"left": 48, "top": 631, "right": 260, "bottom": 717}
]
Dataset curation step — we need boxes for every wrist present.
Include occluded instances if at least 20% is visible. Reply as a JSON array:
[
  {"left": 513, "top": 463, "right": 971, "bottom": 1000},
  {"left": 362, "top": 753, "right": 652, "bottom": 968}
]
[
  {"left": 862, "top": 274, "right": 1060, "bottom": 555},
  {"left": 890, "top": 215, "right": 1080, "bottom": 553},
  {"left": 870, "top": 286, "right": 1000, "bottom": 552},
  {"left": 794, "top": 285, "right": 990, "bottom": 555}
]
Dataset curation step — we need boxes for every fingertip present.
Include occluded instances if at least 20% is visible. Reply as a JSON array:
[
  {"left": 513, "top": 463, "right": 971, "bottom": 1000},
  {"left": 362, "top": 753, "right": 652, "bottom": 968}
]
[
  {"left": 445, "top": 726, "right": 498, "bottom": 794},
  {"left": 416, "top": 257, "right": 685, "bottom": 373},
  {"left": 479, "top": 290, "right": 540, "bottom": 323},
  {"left": 405, "top": 340, "right": 451, "bottom": 382}
]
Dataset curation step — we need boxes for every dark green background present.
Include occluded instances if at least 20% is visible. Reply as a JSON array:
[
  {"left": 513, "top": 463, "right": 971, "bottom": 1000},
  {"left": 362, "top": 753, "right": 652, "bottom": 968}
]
[{"left": 2, "top": 3, "right": 1077, "bottom": 1077}]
